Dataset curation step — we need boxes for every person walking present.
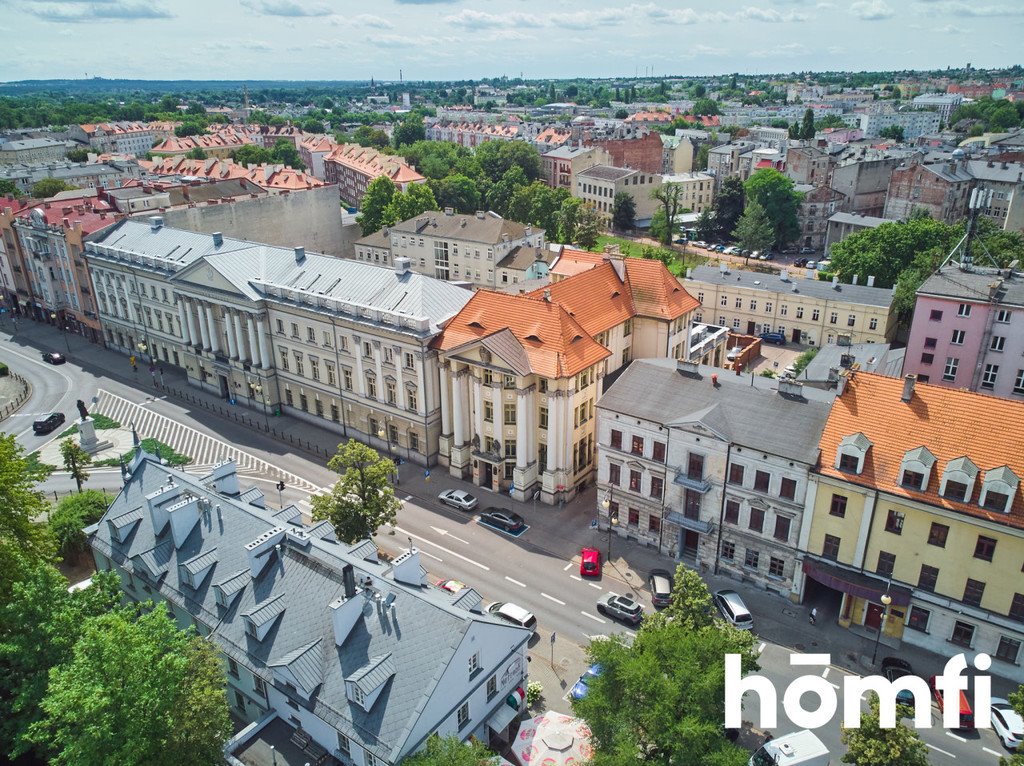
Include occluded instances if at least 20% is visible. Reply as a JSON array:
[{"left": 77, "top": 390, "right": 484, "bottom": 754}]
[{"left": 809, "top": 607, "right": 818, "bottom": 625}]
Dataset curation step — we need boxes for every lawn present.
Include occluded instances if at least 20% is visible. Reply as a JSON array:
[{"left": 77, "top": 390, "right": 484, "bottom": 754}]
[
  {"left": 26, "top": 450, "right": 57, "bottom": 473},
  {"left": 58, "top": 412, "right": 121, "bottom": 437},
  {"left": 95, "top": 438, "right": 192, "bottom": 468},
  {"left": 591, "top": 235, "right": 706, "bottom": 277}
]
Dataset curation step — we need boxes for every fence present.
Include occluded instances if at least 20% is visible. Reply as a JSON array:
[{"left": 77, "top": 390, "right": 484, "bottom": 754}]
[{"left": 0, "top": 372, "right": 31, "bottom": 422}]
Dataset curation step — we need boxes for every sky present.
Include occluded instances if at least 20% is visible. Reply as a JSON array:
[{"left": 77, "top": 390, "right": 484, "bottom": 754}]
[{"left": 2, "top": 0, "right": 1023, "bottom": 83}]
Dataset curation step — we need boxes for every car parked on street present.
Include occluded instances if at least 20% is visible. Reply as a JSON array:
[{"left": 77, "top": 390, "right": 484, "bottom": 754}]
[
  {"left": 437, "top": 489, "right": 478, "bottom": 511},
  {"left": 794, "top": 258, "right": 808, "bottom": 268},
  {"left": 880, "top": 657, "right": 917, "bottom": 706},
  {"left": 479, "top": 508, "right": 525, "bottom": 533},
  {"left": 596, "top": 593, "right": 644, "bottom": 625},
  {"left": 713, "top": 589, "right": 753, "bottom": 630},
  {"left": 805, "top": 260, "right": 817, "bottom": 270},
  {"left": 33, "top": 412, "right": 65, "bottom": 434},
  {"left": 569, "top": 663, "right": 603, "bottom": 701},
  {"left": 648, "top": 569, "right": 674, "bottom": 608},
  {"left": 800, "top": 246, "right": 815, "bottom": 255},
  {"left": 759, "top": 331, "right": 786, "bottom": 345},
  {"left": 486, "top": 602, "right": 537, "bottom": 633},
  {"left": 991, "top": 697, "right": 1024, "bottom": 750},
  {"left": 580, "top": 547, "right": 601, "bottom": 577},
  {"left": 41, "top": 351, "right": 66, "bottom": 364}
]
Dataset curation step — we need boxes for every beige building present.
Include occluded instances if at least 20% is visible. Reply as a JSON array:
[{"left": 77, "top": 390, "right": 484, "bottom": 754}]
[
  {"left": 542, "top": 145, "right": 611, "bottom": 190},
  {"left": 574, "top": 165, "right": 662, "bottom": 224},
  {"left": 661, "top": 172, "right": 715, "bottom": 215},
  {"left": 685, "top": 264, "right": 896, "bottom": 347}
]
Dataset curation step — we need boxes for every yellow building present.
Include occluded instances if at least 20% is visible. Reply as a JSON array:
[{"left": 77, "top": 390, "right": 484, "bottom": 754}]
[{"left": 800, "top": 372, "right": 1024, "bottom": 683}]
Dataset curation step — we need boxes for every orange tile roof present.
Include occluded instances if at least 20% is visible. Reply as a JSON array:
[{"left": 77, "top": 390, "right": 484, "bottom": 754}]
[
  {"left": 817, "top": 371, "right": 1024, "bottom": 530},
  {"left": 625, "top": 111, "right": 673, "bottom": 123},
  {"left": 246, "top": 165, "right": 325, "bottom": 190},
  {"left": 432, "top": 291, "right": 610, "bottom": 378},
  {"left": 622, "top": 258, "right": 701, "bottom": 320},
  {"left": 550, "top": 247, "right": 606, "bottom": 278}
]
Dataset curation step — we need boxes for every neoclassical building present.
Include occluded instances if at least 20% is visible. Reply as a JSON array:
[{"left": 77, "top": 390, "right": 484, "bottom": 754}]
[
  {"left": 431, "top": 254, "right": 699, "bottom": 504},
  {"left": 84, "top": 218, "right": 472, "bottom": 465}
]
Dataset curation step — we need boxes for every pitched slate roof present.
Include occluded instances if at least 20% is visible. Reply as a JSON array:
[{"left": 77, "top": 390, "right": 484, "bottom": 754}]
[
  {"left": 268, "top": 638, "right": 324, "bottom": 693},
  {"left": 816, "top": 371, "right": 1024, "bottom": 529},
  {"left": 349, "top": 653, "right": 396, "bottom": 695}
]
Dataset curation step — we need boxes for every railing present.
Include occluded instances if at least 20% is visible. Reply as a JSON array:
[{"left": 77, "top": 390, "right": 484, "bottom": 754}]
[{"left": 0, "top": 372, "right": 31, "bottom": 422}]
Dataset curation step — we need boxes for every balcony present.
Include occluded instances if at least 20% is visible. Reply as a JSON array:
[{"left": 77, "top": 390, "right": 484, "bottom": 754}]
[
  {"left": 665, "top": 511, "right": 713, "bottom": 534},
  {"left": 673, "top": 471, "right": 712, "bottom": 493}
]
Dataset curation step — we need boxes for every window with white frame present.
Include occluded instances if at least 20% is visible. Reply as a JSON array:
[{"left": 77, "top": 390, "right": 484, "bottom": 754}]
[{"left": 982, "top": 364, "right": 999, "bottom": 389}]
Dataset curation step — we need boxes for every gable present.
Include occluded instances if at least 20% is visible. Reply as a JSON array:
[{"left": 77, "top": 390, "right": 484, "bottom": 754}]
[{"left": 173, "top": 257, "right": 250, "bottom": 298}]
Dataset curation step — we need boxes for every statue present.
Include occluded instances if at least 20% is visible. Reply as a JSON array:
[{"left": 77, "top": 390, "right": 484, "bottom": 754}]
[{"left": 76, "top": 399, "right": 89, "bottom": 421}]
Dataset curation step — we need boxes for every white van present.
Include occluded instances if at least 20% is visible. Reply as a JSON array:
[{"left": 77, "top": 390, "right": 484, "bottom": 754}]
[
  {"left": 713, "top": 589, "right": 754, "bottom": 631},
  {"left": 486, "top": 602, "right": 538, "bottom": 633}
]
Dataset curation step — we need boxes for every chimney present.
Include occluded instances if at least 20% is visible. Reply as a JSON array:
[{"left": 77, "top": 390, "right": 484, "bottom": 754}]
[
  {"left": 212, "top": 231, "right": 223, "bottom": 247},
  {"left": 294, "top": 246, "right": 306, "bottom": 263},
  {"left": 444, "top": 206, "right": 454, "bottom": 215},
  {"left": 778, "top": 378, "right": 804, "bottom": 398},
  {"left": 245, "top": 526, "right": 287, "bottom": 578},
  {"left": 62, "top": 217, "right": 70, "bottom": 228},
  {"left": 901, "top": 374, "right": 916, "bottom": 403},
  {"left": 676, "top": 359, "right": 700, "bottom": 376},
  {"left": 836, "top": 371, "right": 849, "bottom": 395},
  {"left": 390, "top": 547, "right": 426, "bottom": 586},
  {"left": 150, "top": 215, "right": 163, "bottom": 231},
  {"left": 543, "top": 289, "right": 552, "bottom": 302},
  {"left": 852, "top": 274, "right": 858, "bottom": 285},
  {"left": 475, "top": 210, "right": 485, "bottom": 219},
  {"left": 832, "top": 276, "right": 840, "bottom": 290},
  {"left": 167, "top": 494, "right": 201, "bottom": 549},
  {"left": 867, "top": 275, "right": 875, "bottom": 287},
  {"left": 393, "top": 256, "right": 411, "bottom": 275},
  {"left": 207, "top": 460, "right": 239, "bottom": 495}
]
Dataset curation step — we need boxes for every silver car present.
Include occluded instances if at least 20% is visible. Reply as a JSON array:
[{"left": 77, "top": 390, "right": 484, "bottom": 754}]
[
  {"left": 713, "top": 589, "right": 753, "bottom": 631},
  {"left": 437, "top": 489, "right": 478, "bottom": 511}
]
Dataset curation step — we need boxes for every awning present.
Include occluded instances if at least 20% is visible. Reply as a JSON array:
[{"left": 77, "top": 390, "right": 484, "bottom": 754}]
[
  {"left": 487, "top": 699, "right": 520, "bottom": 734},
  {"left": 802, "top": 559, "right": 911, "bottom": 606}
]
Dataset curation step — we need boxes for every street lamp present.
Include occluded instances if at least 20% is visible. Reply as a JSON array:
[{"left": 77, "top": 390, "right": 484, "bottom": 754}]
[
  {"left": 50, "top": 312, "right": 71, "bottom": 352},
  {"left": 601, "top": 490, "right": 619, "bottom": 563},
  {"left": 871, "top": 590, "right": 893, "bottom": 665},
  {"left": 250, "top": 380, "right": 269, "bottom": 429}
]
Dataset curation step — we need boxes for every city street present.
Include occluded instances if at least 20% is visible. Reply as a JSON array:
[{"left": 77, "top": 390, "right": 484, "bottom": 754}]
[{"left": 3, "top": 319, "right": 1021, "bottom": 762}]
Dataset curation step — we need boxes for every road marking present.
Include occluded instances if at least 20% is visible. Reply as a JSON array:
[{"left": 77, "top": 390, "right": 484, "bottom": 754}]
[
  {"left": 541, "top": 593, "right": 566, "bottom": 605},
  {"left": 429, "top": 526, "right": 469, "bottom": 544},
  {"left": 563, "top": 562, "right": 573, "bottom": 571},
  {"left": 419, "top": 550, "right": 443, "bottom": 562},
  {"left": 393, "top": 525, "right": 489, "bottom": 571},
  {"left": 581, "top": 611, "right": 606, "bottom": 624},
  {"left": 926, "top": 743, "right": 956, "bottom": 758},
  {"left": 822, "top": 667, "right": 830, "bottom": 678},
  {"left": 404, "top": 495, "right": 413, "bottom": 501},
  {"left": 945, "top": 732, "right": 967, "bottom": 743},
  {"left": 505, "top": 576, "right": 526, "bottom": 588},
  {"left": 569, "top": 575, "right": 582, "bottom": 582},
  {"left": 791, "top": 653, "right": 830, "bottom": 666},
  {"left": 827, "top": 681, "right": 841, "bottom": 690},
  {"left": 758, "top": 642, "right": 766, "bottom": 654},
  {"left": 982, "top": 747, "right": 1002, "bottom": 757},
  {"left": 588, "top": 582, "right": 603, "bottom": 590}
]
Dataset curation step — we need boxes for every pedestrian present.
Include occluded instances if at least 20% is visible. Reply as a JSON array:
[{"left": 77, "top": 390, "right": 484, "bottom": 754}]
[{"left": 809, "top": 607, "right": 818, "bottom": 625}]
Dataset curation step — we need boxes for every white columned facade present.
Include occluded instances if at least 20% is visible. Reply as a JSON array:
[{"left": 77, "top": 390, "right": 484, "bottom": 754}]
[
  {"left": 451, "top": 368, "right": 466, "bottom": 447},
  {"left": 224, "top": 310, "right": 238, "bottom": 359},
  {"left": 547, "top": 391, "right": 559, "bottom": 472},
  {"left": 516, "top": 389, "right": 528, "bottom": 470},
  {"left": 233, "top": 311, "right": 246, "bottom": 362},
  {"left": 185, "top": 300, "right": 199, "bottom": 347},
  {"left": 395, "top": 352, "right": 407, "bottom": 410},
  {"left": 353, "top": 339, "right": 366, "bottom": 396},
  {"left": 205, "top": 305, "right": 220, "bottom": 353},
  {"left": 472, "top": 377, "right": 484, "bottom": 447},
  {"left": 373, "top": 344, "right": 384, "bottom": 391},
  {"left": 440, "top": 363, "right": 453, "bottom": 435},
  {"left": 416, "top": 356, "right": 427, "bottom": 416},
  {"left": 246, "top": 314, "right": 261, "bottom": 367},
  {"left": 257, "top": 315, "right": 271, "bottom": 369},
  {"left": 197, "top": 301, "right": 211, "bottom": 349},
  {"left": 177, "top": 303, "right": 191, "bottom": 345}
]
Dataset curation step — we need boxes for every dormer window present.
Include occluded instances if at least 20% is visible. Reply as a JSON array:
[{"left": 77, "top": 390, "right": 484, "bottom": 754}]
[
  {"left": 979, "top": 466, "right": 1019, "bottom": 514},
  {"left": 899, "top": 446, "right": 936, "bottom": 491},
  {"left": 940, "top": 456, "right": 979, "bottom": 504},
  {"left": 835, "top": 433, "right": 871, "bottom": 475}
]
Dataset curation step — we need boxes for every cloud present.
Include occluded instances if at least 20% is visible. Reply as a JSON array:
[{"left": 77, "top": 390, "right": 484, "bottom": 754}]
[
  {"left": 33, "top": 1, "right": 173, "bottom": 22},
  {"left": 924, "top": 1, "right": 1021, "bottom": 15},
  {"left": 733, "top": 6, "right": 809, "bottom": 22},
  {"left": 750, "top": 42, "right": 809, "bottom": 57},
  {"left": 849, "top": 0, "right": 895, "bottom": 19},
  {"left": 352, "top": 13, "right": 393, "bottom": 28},
  {"left": 239, "top": 0, "right": 332, "bottom": 16},
  {"left": 394, "top": 0, "right": 459, "bottom": 3}
]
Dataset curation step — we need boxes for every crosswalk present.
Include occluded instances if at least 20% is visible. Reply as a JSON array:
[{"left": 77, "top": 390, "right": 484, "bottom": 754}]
[{"left": 95, "top": 389, "right": 323, "bottom": 495}]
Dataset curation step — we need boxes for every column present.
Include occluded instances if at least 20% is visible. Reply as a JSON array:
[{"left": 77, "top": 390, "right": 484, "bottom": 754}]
[
  {"left": 233, "top": 311, "right": 246, "bottom": 362},
  {"left": 177, "top": 303, "right": 191, "bottom": 345},
  {"left": 353, "top": 343, "right": 365, "bottom": 396},
  {"left": 516, "top": 389, "right": 528, "bottom": 471},
  {"left": 224, "top": 310, "right": 238, "bottom": 359},
  {"left": 247, "top": 314, "right": 261, "bottom": 368},
  {"left": 452, "top": 368, "right": 466, "bottom": 447},
  {"left": 439, "top": 363, "right": 452, "bottom": 435},
  {"left": 197, "top": 301, "right": 210, "bottom": 350},
  {"left": 527, "top": 388, "right": 536, "bottom": 463},
  {"left": 417, "top": 355, "right": 428, "bottom": 416},
  {"left": 185, "top": 300, "right": 199, "bottom": 347},
  {"left": 257, "top": 315, "right": 271, "bottom": 369},
  {"left": 547, "top": 391, "right": 559, "bottom": 473},
  {"left": 205, "top": 305, "right": 220, "bottom": 353},
  {"left": 373, "top": 344, "right": 384, "bottom": 390},
  {"left": 395, "top": 351, "right": 407, "bottom": 410},
  {"left": 472, "top": 376, "right": 484, "bottom": 446}
]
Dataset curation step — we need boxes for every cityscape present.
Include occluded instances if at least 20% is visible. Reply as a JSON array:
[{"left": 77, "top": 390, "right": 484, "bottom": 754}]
[{"left": 2, "top": 2, "right": 1024, "bottom": 765}]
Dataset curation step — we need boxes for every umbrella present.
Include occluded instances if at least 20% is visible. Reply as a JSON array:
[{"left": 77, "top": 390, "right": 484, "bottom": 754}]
[{"left": 513, "top": 712, "right": 594, "bottom": 766}]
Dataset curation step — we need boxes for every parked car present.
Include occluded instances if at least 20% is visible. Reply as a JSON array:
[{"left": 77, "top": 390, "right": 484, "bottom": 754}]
[
  {"left": 991, "top": 697, "right": 1024, "bottom": 750},
  {"left": 929, "top": 674, "right": 975, "bottom": 730},
  {"left": 761, "top": 251, "right": 775, "bottom": 261},
  {"left": 759, "top": 331, "right": 786, "bottom": 345},
  {"left": 436, "top": 579, "right": 467, "bottom": 594},
  {"left": 800, "top": 246, "right": 816, "bottom": 255},
  {"left": 805, "top": 260, "right": 817, "bottom": 270},
  {"left": 724, "top": 246, "right": 741, "bottom": 255},
  {"left": 580, "top": 547, "right": 601, "bottom": 577},
  {"left": 648, "top": 569, "right": 674, "bottom": 608},
  {"left": 713, "top": 589, "right": 753, "bottom": 630},
  {"left": 794, "top": 257, "right": 808, "bottom": 268},
  {"left": 486, "top": 602, "right": 537, "bottom": 633},
  {"left": 596, "top": 593, "right": 644, "bottom": 625},
  {"left": 479, "top": 508, "right": 525, "bottom": 533},
  {"left": 33, "top": 412, "right": 65, "bottom": 434},
  {"left": 41, "top": 351, "right": 66, "bottom": 364},
  {"left": 437, "top": 489, "right": 478, "bottom": 511},
  {"left": 880, "top": 657, "right": 917, "bottom": 706},
  {"left": 817, "top": 258, "right": 832, "bottom": 270},
  {"left": 569, "top": 663, "right": 603, "bottom": 701},
  {"left": 781, "top": 246, "right": 798, "bottom": 254}
]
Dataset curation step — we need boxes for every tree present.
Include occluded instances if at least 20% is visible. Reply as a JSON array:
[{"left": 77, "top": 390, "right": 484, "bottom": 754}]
[
  {"left": 695, "top": 209, "right": 717, "bottom": 241},
  {"left": 829, "top": 217, "right": 958, "bottom": 291},
  {"left": 692, "top": 98, "right": 720, "bottom": 116},
  {"left": 732, "top": 199, "right": 775, "bottom": 258},
  {"left": 430, "top": 173, "right": 481, "bottom": 213},
  {"left": 0, "top": 435, "right": 55, "bottom": 595},
  {"left": 301, "top": 117, "right": 325, "bottom": 134},
  {"left": 664, "top": 563, "right": 716, "bottom": 631},
  {"left": 404, "top": 735, "right": 495, "bottom": 766},
  {"left": 58, "top": 438, "right": 91, "bottom": 494},
  {"left": 173, "top": 121, "right": 204, "bottom": 138},
  {"left": 30, "top": 607, "right": 231, "bottom": 766},
  {"left": 573, "top": 615, "right": 757, "bottom": 766},
  {"left": 508, "top": 182, "right": 571, "bottom": 235},
  {"left": 230, "top": 143, "right": 272, "bottom": 167},
  {"left": 382, "top": 182, "right": 438, "bottom": 227},
  {"left": 353, "top": 125, "right": 390, "bottom": 149},
  {"left": 555, "top": 196, "right": 583, "bottom": 244},
  {"left": 840, "top": 694, "right": 929, "bottom": 766},
  {"left": 710, "top": 176, "right": 745, "bottom": 240},
  {"left": 270, "top": 138, "right": 305, "bottom": 170},
  {"left": 614, "top": 108, "right": 628, "bottom": 119},
  {"left": 800, "top": 107, "right": 815, "bottom": 139},
  {"left": 474, "top": 140, "right": 542, "bottom": 183},
  {"left": 485, "top": 164, "right": 528, "bottom": 218},
  {"left": 0, "top": 561, "right": 121, "bottom": 760},
  {"left": 575, "top": 204, "right": 603, "bottom": 250},
  {"left": 357, "top": 175, "right": 397, "bottom": 235},
  {"left": 392, "top": 117, "right": 425, "bottom": 148},
  {"left": 878, "top": 125, "right": 905, "bottom": 142},
  {"left": 695, "top": 143, "right": 711, "bottom": 172},
  {"left": 0, "top": 179, "right": 23, "bottom": 198},
  {"left": 65, "top": 147, "right": 90, "bottom": 163},
  {"left": 311, "top": 439, "right": 401, "bottom": 544},
  {"left": 48, "top": 490, "right": 112, "bottom": 560},
  {"left": 744, "top": 169, "right": 802, "bottom": 248},
  {"left": 651, "top": 182, "right": 685, "bottom": 245},
  {"left": 611, "top": 191, "right": 637, "bottom": 230},
  {"left": 649, "top": 208, "right": 672, "bottom": 245},
  {"left": 184, "top": 147, "right": 207, "bottom": 160},
  {"left": 30, "top": 178, "right": 74, "bottom": 198}
]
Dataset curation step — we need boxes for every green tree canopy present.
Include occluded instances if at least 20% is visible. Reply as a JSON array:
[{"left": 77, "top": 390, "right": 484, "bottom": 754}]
[
  {"left": 507, "top": 181, "right": 570, "bottom": 235},
  {"left": 485, "top": 164, "right": 529, "bottom": 218},
  {"left": 555, "top": 196, "right": 583, "bottom": 244},
  {"left": 301, "top": 118, "right": 325, "bottom": 134},
  {"left": 270, "top": 138, "right": 305, "bottom": 170},
  {"left": 173, "top": 121, "right": 204, "bottom": 138},
  {"left": 695, "top": 143, "right": 711, "bottom": 171},
  {"left": 382, "top": 182, "right": 439, "bottom": 227},
  {"left": 311, "top": 439, "right": 402, "bottom": 544},
  {"left": 878, "top": 125, "right": 905, "bottom": 142},
  {"left": 649, "top": 208, "right": 672, "bottom": 245},
  {"left": 651, "top": 182, "right": 685, "bottom": 245},
  {"left": 800, "top": 107, "right": 815, "bottom": 139},
  {"left": 48, "top": 490, "right": 112, "bottom": 560},
  {"left": 475, "top": 140, "right": 542, "bottom": 183},
  {"left": 0, "top": 179, "right": 23, "bottom": 198},
  {"left": 403, "top": 735, "right": 495, "bottom": 766},
  {"left": 184, "top": 147, "right": 208, "bottom": 160},
  {"left": 711, "top": 176, "right": 745, "bottom": 240},
  {"left": 353, "top": 125, "right": 391, "bottom": 149},
  {"left": 30, "top": 178, "right": 75, "bottom": 199},
  {"left": 695, "top": 209, "right": 717, "bottom": 241},
  {"left": 399, "top": 140, "right": 479, "bottom": 181},
  {"left": 30, "top": 607, "right": 231, "bottom": 766},
  {"left": 663, "top": 563, "right": 716, "bottom": 631},
  {"left": 0, "top": 435, "right": 55, "bottom": 594},
  {"left": 732, "top": 199, "right": 775, "bottom": 257},
  {"left": 65, "top": 147, "right": 90, "bottom": 163},
  {"left": 828, "top": 217, "right": 959, "bottom": 290},
  {"left": 430, "top": 173, "right": 481, "bottom": 214},
  {"left": 357, "top": 175, "right": 397, "bottom": 235},
  {"left": 840, "top": 693, "right": 929, "bottom": 766},
  {"left": 575, "top": 204, "right": 603, "bottom": 250},
  {"left": 230, "top": 143, "right": 273, "bottom": 166},
  {"left": 743, "top": 169, "right": 802, "bottom": 247},
  {"left": 692, "top": 98, "right": 721, "bottom": 116},
  {"left": 611, "top": 190, "right": 637, "bottom": 230},
  {"left": 392, "top": 117, "right": 426, "bottom": 148}
]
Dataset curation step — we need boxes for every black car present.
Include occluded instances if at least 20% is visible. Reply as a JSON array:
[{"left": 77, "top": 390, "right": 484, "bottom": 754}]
[
  {"left": 41, "top": 351, "right": 67, "bottom": 364},
  {"left": 880, "top": 657, "right": 916, "bottom": 706},
  {"left": 648, "top": 569, "right": 674, "bottom": 608},
  {"left": 794, "top": 257, "right": 808, "bottom": 268},
  {"left": 759, "top": 331, "right": 786, "bottom": 345},
  {"left": 479, "top": 508, "right": 526, "bottom": 533},
  {"left": 33, "top": 412, "right": 65, "bottom": 434}
]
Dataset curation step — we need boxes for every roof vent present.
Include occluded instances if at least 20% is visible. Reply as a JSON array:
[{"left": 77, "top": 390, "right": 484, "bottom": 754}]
[
  {"left": 394, "top": 256, "right": 411, "bottom": 275},
  {"left": 212, "top": 231, "right": 223, "bottom": 247},
  {"left": 901, "top": 373, "right": 916, "bottom": 403},
  {"left": 867, "top": 275, "right": 876, "bottom": 287},
  {"left": 149, "top": 216, "right": 163, "bottom": 231},
  {"left": 543, "top": 289, "right": 552, "bottom": 302},
  {"left": 294, "top": 246, "right": 306, "bottom": 263},
  {"left": 475, "top": 210, "right": 485, "bottom": 219},
  {"left": 832, "top": 276, "right": 840, "bottom": 289}
]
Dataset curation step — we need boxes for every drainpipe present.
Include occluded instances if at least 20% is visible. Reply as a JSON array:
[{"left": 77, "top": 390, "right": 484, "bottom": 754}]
[
  {"left": 714, "top": 443, "right": 733, "bottom": 575},
  {"left": 328, "top": 314, "right": 348, "bottom": 438}
]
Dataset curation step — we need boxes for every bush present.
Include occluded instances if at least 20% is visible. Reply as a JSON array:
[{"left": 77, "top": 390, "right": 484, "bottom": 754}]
[
  {"left": 792, "top": 347, "right": 819, "bottom": 375},
  {"left": 0, "top": 361, "right": 8, "bottom": 376},
  {"left": 49, "top": 490, "right": 114, "bottom": 558},
  {"left": 526, "top": 680, "right": 544, "bottom": 707}
]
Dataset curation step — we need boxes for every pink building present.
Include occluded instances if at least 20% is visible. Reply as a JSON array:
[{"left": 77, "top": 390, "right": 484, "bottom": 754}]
[{"left": 903, "top": 265, "right": 1024, "bottom": 399}]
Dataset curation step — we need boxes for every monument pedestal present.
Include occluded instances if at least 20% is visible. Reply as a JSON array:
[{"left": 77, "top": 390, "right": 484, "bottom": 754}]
[{"left": 78, "top": 417, "right": 113, "bottom": 455}]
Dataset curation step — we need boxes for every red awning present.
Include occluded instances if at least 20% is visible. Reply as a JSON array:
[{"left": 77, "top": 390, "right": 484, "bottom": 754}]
[{"left": 802, "top": 559, "right": 911, "bottom": 606}]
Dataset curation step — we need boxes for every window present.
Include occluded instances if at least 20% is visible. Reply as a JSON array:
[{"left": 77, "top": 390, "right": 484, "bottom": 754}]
[
  {"left": 539, "top": 406, "right": 548, "bottom": 429},
  {"left": 404, "top": 351, "right": 415, "bottom": 369},
  {"left": 838, "top": 453, "right": 860, "bottom": 472},
  {"left": 649, "top": 514, "right": 661, "bottom": 533},
  {"left": 765, "top": 302, "right": 773, "bottom": 313},
  {"left": 253, "top": 677, "right": 266, "bottom": 698},
  {"left": 337, "top": 733, "right": 351, "bottom": 756},
  {"left": 750, "top": 300, "right": 757, "bottom": 311},
  {"left": 343, "top": 368, "right": 353, "bottom": 391},
  {"left": 468, "top": 652, "right": 480, "bottom": 677},
  {"left": 366, "top": 375, "right": 376, "bottom": 399},
  {"left": 876, "top": 551, "right": 896, "bottom": 577},
  {"left": 924, "top": 336, "right": 937, "bottom": 348},
  {"left": 744, "top": 549, "right": 760, "bottom": 569},
  {"left": 982, "top": 364, "right": 999, "bottom": 390},
  {"left": 484, "top": 401, "right": 494, "bottom": 423},
  {"left": 623, "top": 319, "right": 632, "bottom": 336},
  {"left": 991, "top": 335, "right": 1006, "bottom": 352},
  {"left": 943, "top": 357, "right": 959, "bottom": 381},
  {"left": 963, "top": 578, "right": 985, "bottom": 607},
  {"left": 735, "top": 297, "right": 742, "bottom": 308},
  {"left": 927, "top": 522, "right": 949, "bottom": 547},
  {"left": 847, "top": 314, "right": 856, "bottom": 327},
  {"left": 724, "top": 499, "right": 740, "bottom": 524},
  {"left": 407, "top": 388, "right": 418, "bottom": 411},
  {"left": 627, "top": 507, "right": 640, "bottom": 526},
  {"left": 748, "top": 507, "right": 765, "bottom": 533},
  {"left": 907, "top": 605, "right": 930, "bottom": 633},
  {"left": 950, "top": 329, "right": 965, "bottom": 345},
  {"left": 629, "top": 470, "right": 641, "bottom": 492},
  {"left": 631, "top": 435, "right": 644, "bottom": 456},
  {"left": 365, "top": 751, "right": 379, "bottom": 766},
  {"left": 486, "top": 675, "right": 498, "bottom": 701},
  {"left": 974, "top": 536, "right": 997, "bottom": 562},
  {"left": 721, "top": 294, "right": 728, "bottom": 306},
  {"left": 504, "top": 403, "right": 516, "bottom": 425},
  {"left": 780, "top": 477, "right": 797, "bottom": 501},
  {"left": 363, "top": 341, "right": 373, "bottom": 359},
  {"left": 610, "top": 429, "right": 622, "bottom": 450},
  {"left": 769, "top": 557, "right": 785, "bottom": 578},
  {"left": 687, "top": 453, "right": 704, "bottom": 481},
  {"left": 983, "top": 489, "right": 1010, "bottom": 512},
  {"left": 483, "top": 369, "right": 494, "bottom": 386},
  {"left": 869, "top": 317, "right": 878, "bottom": 330},
  {"left": 1010, "top": 593, "right": 1024, "bottom": 623},
  {"left": 652, "top": 441, "right": 666, "bottom": 463},
  {"left": 950, "top": 620, "right": 975, "bottom": 648},
  {"left": 721, "top": 541, "right": 736, "bottom": 560},
  {"left": 957, "top": 303, "right": 972, "bottom": 317},
  {"left": 943, "top": 480, "right": 968, "bottom": 502},
  {"left": 728, "top": 463, "right": 745, "bottom": 485},
  {"left": 410, "top": 431, "right": 420, "bottom": 453},
  {"left": 1016, "top": 370, "right": 1024, "bottom": 395},
  {"left": 650, "top": 476, "right": 663, "bottom": 500},
  {"left": 773, "top": 515, "right": 791, "bottom": 543},
  {"left": 918, "top": 564, "right": 939, "bottom": 592},
  {"left": 457, "top": 701, "right": 470, "bottom": 729},
  {"left": 997, "top": 308, "right": 1012, "bottom": 323},
  {"left": 608, "top": 463, "right": 621, "bottom": 486},
  {"left": 829, "top": 312, "right": 838, "bottom": 325},
  {"left": 228, "top": 658, "right": 239, "bottom": 678},
  {"left": 754, "top": 470, "right": 770, "bottom": 492},
  {"left": 796, "top": 307, "right": 804, "bottom": 319},
  {"left": 830, "top": 494, "right": 847, "bottom": 517},
  {"left": 326, "top": 363, "right": 336, "bottom": 386},
  {"left": 901, "top": 469, "right": 924, "bottom": 490},
  {"left": 996, "top": 636, "right": 1021, "bottom": 664},
  {"left": 822, "top": 534, "right": 841, "bottom": 560},
  {"left": 929, "top": 309, "right": 943, "bottom": 321},
  {"left": 290, "top": 322, "right": 299, "bottom": 338}
]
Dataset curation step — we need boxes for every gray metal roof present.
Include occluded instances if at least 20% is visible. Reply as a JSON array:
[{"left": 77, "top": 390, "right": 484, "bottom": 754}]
[
  {"left": 182, "top": 548, "right": 218, "bottom": 576},
  {"left": 917, "top": 267, "right": 1024, "bottom": 307},
  {"left": 598, "top": 358, "right": 835, "bottom": 464},
  {"left": 108, "top": 506, "right": 143, "bottom": 530},
  {"left": 686, "top": 264, "right": 895, "bottom": 308},
  {"left": 577, "top": 165, "right": 636, "bottom": 182},
  {"left": 381, "top": 210, "right": 535, "bottom": 246},
  {"left": 88, "top": 455, "right": 530, "bottom": 764},
  {"left": 245, "top": 594, "right": 287, "bottom": 627},
  {"left": 135, "top": 540, "right": 173, "bottom": 578},
  {"left": 966, "top": 159, "right": 1024, "bottom": 184},
  {"left": 268, "top": 638, "right": 324, "bottom": 693},
  {"left": 349, "top": 653, "right": 396, "bottom": 695},
  {"left": 827, "top": 212, "right": 895, "bottom": 228},
  {"left": 801, "top": 342, "right": 905, "bottom": 382}
]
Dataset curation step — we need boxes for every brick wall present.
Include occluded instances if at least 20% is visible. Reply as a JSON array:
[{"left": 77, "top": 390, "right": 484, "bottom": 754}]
[{"left": 591, "top": 132, "right": 664, "bottom": 174}]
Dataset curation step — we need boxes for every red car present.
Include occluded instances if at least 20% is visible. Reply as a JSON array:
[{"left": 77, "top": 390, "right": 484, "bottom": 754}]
[{"left": 580, "top": 547, "right": 601, "bottom": 577}]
